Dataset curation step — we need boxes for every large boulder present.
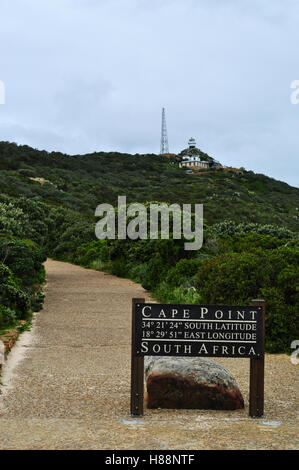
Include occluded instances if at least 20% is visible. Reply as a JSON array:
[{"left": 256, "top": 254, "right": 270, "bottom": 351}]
[{"left": 144, "top": 357, "right": 244, "bottom": 410}]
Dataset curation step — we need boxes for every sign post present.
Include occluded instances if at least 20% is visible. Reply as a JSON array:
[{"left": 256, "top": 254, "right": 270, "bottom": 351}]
[
  {"left": 130, "top": 299, "right": 265, "bottom": 417},
  {"left": 249, "top": 299, "right": 265, "bottom": 417},
  {"left": 130, "top": 298, "right": 145, "bottom": 416}
]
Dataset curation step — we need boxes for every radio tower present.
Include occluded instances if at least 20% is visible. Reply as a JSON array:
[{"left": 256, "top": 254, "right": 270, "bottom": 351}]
[{"left": 160, "top": 107, "right": 169, "bottom": 155}]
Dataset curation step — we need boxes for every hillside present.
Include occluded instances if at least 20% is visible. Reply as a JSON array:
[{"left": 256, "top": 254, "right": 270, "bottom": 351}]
[
  {"left": 0, "top": 141, "right": 298, "bottom": 229},
  {"left": 0, "top": 140, "right": 298, "bottom": 354}
]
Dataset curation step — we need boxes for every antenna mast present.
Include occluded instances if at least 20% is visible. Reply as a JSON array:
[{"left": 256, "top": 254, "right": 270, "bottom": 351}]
[{"left": 160, "top": 107, "right": 169, "bottom": 154}]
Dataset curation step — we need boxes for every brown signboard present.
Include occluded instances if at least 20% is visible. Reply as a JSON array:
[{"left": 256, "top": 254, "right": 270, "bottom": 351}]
[
  {"left": 130, "top": 298, "right": 265, "bottom": 418},
  {"left": 134, "top": 303, "right": 263, "bottom": 358}
]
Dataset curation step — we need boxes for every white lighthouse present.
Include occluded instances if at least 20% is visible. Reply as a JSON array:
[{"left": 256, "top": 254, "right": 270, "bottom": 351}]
[
  {"left": 179, "top": 137, "right": 210, "bottom": 170},
  {"left": 188, "top": 137, "right": 196, "bottom": 149}
]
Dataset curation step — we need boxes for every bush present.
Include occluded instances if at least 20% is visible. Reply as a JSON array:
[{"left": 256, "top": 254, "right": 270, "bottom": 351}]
[
  {"left": 259, "top": 287, "right": 297, "bottom": 353},
  {"left": 154, "top": 281, "right": 202, "bottom": 304},
  {"left": 29, "top": 285, "right": 45, "bottom": 312},
  {"left": 165, "top": 258, "right": 203, "bottom": 288},
  {"left": 51, "top": 219, "right": 95, "bottom": 261},
  {"left": 0, "top": 236, "right": 46, "bottom": 328},
  {"left": 0, "top": 305, "right": 17, "bottom": 327},
  {"left": 0, "top": 202, "right": 32, "bottom": 239},
  {"left": 74, "top": 240, "right": 110, "bottom": 266},
  {"left": 217, "top": 233, "right": 289, "bottom": 254},
  {"left": 195, "top": 246, "right": 299, "bottom": 352},
  {"left": 139, "top": 254, "right": 171, "bottom": 291},
  {"left": 0, "top": 238, "right": 46, "bottom": 287},
  {"left": 0, "top": 264, "right": 31, "bottom": 322},
  {"left": 207, "top": 220, "right": 296, "bottom": 240}
]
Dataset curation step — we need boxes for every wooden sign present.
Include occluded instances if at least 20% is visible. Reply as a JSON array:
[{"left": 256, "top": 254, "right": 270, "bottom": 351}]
[
  {"left": 134, "top": 303, "right": 263, "bottom": 358},
  {"left": 131, "top": 299, "right": 265, "bottom": 418}
]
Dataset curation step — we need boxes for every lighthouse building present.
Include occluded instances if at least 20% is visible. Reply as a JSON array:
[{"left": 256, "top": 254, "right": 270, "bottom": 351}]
[{"left": 179, "top": 138, "right": 210, "bottom": 170}]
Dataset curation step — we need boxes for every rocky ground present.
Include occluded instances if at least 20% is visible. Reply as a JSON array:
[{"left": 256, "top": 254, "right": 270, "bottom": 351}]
[{"left": 0, "top": 259, "right": 298, "bottom": 450}]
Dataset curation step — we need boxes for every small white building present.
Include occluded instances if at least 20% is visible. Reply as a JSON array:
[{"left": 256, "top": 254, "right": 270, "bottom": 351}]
[{"left": 179, "top": 138, "right": 210, "bottom": 170}]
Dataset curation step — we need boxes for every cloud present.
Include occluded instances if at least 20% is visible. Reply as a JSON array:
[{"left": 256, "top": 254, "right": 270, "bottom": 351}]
[{"left": 0, "top": 0, "right": 298, "bottom": 186}]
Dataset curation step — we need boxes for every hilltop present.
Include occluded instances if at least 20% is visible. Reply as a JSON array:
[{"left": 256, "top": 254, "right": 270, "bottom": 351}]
[{"left": 0, "top": 141, "right": 298, "bottom": 229}]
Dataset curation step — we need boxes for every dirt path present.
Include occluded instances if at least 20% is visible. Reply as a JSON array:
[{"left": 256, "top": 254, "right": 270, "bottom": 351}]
[{"left": 0, "top": 259, "right": 298, "bottom": 450}]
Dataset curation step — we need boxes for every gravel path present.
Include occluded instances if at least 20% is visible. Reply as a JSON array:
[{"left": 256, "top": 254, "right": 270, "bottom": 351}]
[{"left": 0, "top": 259, "right": 298, "bottom": 450}]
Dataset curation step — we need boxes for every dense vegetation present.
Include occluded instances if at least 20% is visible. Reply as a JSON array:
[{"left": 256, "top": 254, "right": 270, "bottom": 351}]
[
  {"left": 70, "top": 222, "right": 298, "bottom": 353},
  {"left": 0, "top": 141, "right": 298, "bottom": 229},
  {"left": 0, "top": 197, "right": 46, "bottom": 330},
  {"left": 0, "top": 141, "right": 298, "bottom": 353}
]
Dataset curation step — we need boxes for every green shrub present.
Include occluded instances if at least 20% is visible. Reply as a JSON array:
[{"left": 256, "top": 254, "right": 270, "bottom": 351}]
[
  {"left": 0, "top": 262, "right": 12, "bottom": 283},
  {"left": 0, "top": 282, "right": 31, "bottom": 320},
  {"left": 51, "top": 220, "right": 95, "bottom": 261},
  {"left": 0, "top": 238, "right": 46, "bottom": 287},
  {"left": 259, "top": 287, "right": 297, "bottom": 353},
  {"left": 139, "top": 254, "right": 170, "bottom": 291},
  {"left": 0, "top": 304, "right": 17, "bottom": 327},
  {"left": 0, "top": 201, "right": 32, "bottom": 239},
  {"left": 165, "top": 258, "right": 203, "bottom": 288},
  {"left": 0, "top": 263, "right": 31, "bottom": 324},
  {"left": 195, "top": 246, "right": 299, "bottom": 352},
  {"left": 0, "top": 237, "right": 46, "bottom": 328},
  {"left": 29, "top": 285, "right": 45, "bottom": 312},
  {"left": 109, "top": 256, "right": 128, "bottom": 278},
  {"left": 154, "top": 281, "right": 202, "bottom": 304},
  {"left": 74, "top": 240, "right": 110, "bottom": 266},
  {"left": 207, "top": 220, "right": 296, "bottom": 240},
  {"left": 128, "top": 264, "right": 145, "bottom": 283},
  {"left": 217, "top": 233, "right": 289, "bottom": 254}
]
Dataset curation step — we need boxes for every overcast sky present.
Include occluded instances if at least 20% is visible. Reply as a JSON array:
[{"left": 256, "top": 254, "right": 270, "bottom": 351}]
[{"left": 0, "top": 0, "right": 298, "bottom": 187}]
